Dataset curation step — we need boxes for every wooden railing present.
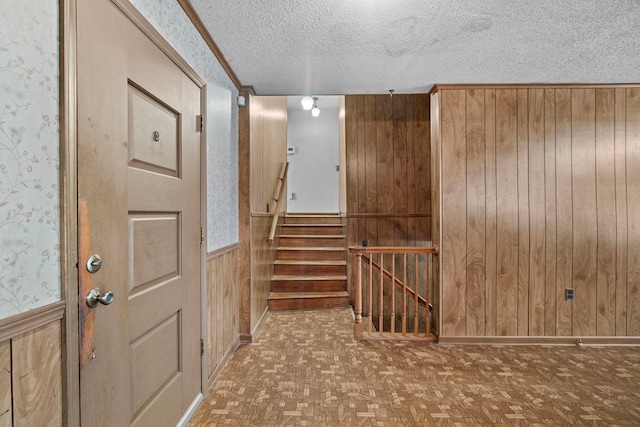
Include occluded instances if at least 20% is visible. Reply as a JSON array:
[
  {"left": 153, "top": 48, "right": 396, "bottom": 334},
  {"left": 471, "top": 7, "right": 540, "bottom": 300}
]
[
  {"left": 349, "top": 246, "right": 438, "bottom": 340},
  {"left": 268, "top": 162, "right": 289, "bottom": 242}
]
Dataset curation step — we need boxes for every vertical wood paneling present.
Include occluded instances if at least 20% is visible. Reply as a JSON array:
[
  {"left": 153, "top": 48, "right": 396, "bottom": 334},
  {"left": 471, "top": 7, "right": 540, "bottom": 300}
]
[
  {"left": 627, "top": 87, "right": 640, "bottom": 336},
  {"left": 12, "top": 322, "right": 62, "bottom": 426},
  {"left": 441, "top": 90, "right": 467, "bottom": 336},
  {"left": 345, "top": 96, "right": 358, "bottom": 214},
  {"left": 595, "top": 88, "right": 616, "bottom": 336},
  {"left": 572, "top": 89, "right": 598, "bottom": 336},
  {"left": 406, "top": 98, "right": 417, "bottom": 245},
  {"left": 0, "top": 340, "right": 10, "bottom": 427},
  {"left": 364, "top": 96, "right": 378, "bottom": 243},
  {"left": 614, "top": 88, "right": 628, "bottom": 335},
  {"left": 544, "top": 89, "right": 558, "bottom": 336},
  {"left": 465, "top": 89, "right": 486, "bottom": 336},
  {"left": 495, "top": 89, "right": 518, "bottom": 336},
  {"left": 377, "top": 97, "right": 394, "bottom": 246},
  {"left": 555, "top": 88, "right": 574, "bottom": 336},
  {"left": 393, "top": 95, "right": 408, "bottom": 244},
  {"left": 415, "top": 95, "right": 431, "bottom": 241},
  {"left": 237, "top": 90, "right": 252, "bottom": 338},
  {"left": 484, "top": 90, "right": 497, "bottom": 336},
  {"left": 517, "top": 89, "right": 530, "bottom": 336},
  {"left": 435, "top": 84, "right": 640, "bottom": 339},
  {"left": 356, "top": 96, "right": 367, "bottom": 241},
  {"left": 529, "top": 88, "right": 546, "bottom": 336}
]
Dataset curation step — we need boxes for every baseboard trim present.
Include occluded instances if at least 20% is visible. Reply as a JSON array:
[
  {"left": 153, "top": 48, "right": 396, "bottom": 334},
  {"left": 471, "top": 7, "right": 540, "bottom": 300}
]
[
  {"left": 207, "top": 335, "right": 241, "bottom": 389},
  {"left": 176, "top": 392, "right": 203, "bottom": 427},
  {"left": 437, "top": 336, "right": 640, "bottom": 346}
]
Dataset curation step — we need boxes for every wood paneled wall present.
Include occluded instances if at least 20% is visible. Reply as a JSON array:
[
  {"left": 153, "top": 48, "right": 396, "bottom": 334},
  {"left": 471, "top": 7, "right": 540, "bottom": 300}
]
[
  {"left": 206, "top": 246, "right": 239, "bottom": 382},
  {"left": 249, "top": 96, "right": 288, "bottom": 213},
  {"left": 0, "top": 314, "right": 63, "bottom": 426},
  {"left": 238, "top": 95, "right": 287, "bottom": 339},
  {"left": 345, "top": 94, "right": 431, "bottom": 246},
  {"left": 432, "top": 85, "right": 640, "bottom": 338}
]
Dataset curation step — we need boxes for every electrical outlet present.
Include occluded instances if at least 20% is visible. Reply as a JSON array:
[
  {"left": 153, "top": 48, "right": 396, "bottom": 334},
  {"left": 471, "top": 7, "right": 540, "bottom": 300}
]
[{"left": 565, "top": 288, "right": 574, "bottom": 301}]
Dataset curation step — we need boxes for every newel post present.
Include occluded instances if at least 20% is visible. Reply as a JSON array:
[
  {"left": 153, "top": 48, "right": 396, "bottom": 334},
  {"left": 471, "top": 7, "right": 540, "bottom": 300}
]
[{"left": 354, "top": 252, "right": 363, "bottom": 338}]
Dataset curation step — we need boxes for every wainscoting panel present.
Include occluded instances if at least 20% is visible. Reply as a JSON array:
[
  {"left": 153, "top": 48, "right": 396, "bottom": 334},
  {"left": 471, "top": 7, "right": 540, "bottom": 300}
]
[
  {"left": 206, "top": 246, "right": 240, "bottom": 381},
  {"left": 0, "top": 304, "right": 64, "bottom": 427}
]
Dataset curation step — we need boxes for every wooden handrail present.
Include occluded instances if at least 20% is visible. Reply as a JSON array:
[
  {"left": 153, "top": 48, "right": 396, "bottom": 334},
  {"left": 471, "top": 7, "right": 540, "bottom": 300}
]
[
  {"left": 350, "top": 246, "right": 438, "bottom": 255},
  {"left": 268, "top": 162, "right": 289, "bottom": 242},
  {"left": 351, "top": 245, "right": 437, "bottom": 340}
]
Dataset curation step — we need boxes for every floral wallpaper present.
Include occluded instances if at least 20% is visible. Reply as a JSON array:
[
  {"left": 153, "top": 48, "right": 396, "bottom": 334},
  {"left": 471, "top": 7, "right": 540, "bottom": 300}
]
[
  {"left": 0, "top": 1, "right": 60, "bottom": 318},
  {"left": 130, "top": 0, "right": 240, "bottom": 252}
]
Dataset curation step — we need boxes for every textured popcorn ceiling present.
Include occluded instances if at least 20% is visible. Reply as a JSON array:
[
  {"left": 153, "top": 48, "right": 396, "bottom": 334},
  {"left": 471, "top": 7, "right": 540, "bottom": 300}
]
[{"left": 190, "top": 0, "right": 640, "bottom": 95}]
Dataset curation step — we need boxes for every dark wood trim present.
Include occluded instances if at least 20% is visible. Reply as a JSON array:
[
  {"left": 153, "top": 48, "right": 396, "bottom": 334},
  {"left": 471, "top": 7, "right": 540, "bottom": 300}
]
[
  {"left": 0, "top": 301, "right": 65, "bottom": 343},
  {"left": 438, "top": 336, "right": 640, "bottom": 346},
  {"left": 176, "top": 0, "right": 242, "bottom": 89},
  {"left": 346, "top": 212, "right": 432, "bottom": 219},
  {"left": 429, "top": 83, "right": 640, "bottom": 95},
  {"left": 207, "top": 243, "right": 240, "bottom": 260},
  {"left": 239, "top": 85, "right": 256, "bottom": 96}
]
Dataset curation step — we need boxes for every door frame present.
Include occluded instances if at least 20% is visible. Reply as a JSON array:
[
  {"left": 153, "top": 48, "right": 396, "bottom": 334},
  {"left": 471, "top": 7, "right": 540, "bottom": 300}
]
[{"left": 62, "top": 1, "right": 208, "bottom": 425}]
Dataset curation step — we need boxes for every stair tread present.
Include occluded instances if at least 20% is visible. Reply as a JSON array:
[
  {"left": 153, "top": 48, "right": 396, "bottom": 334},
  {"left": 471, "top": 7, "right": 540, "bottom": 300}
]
[
  {"left": 282, "top": 224, "right": 343, "bottom": 227},
  {"left": 269, "top": 291, "right": 349, "bottom": 300},
  {"left": 274, "top": 260, "right": 346, "bottom": 265},
  {"left": 278, "top": 246, "right": 345, "bottom": 251},
  {"left": 285, "top": 214, "right": 340, "bottom": 217},
  {"left": 280, "top": 234, "right": 344, "bottom": 238},
  {"left": 272, "top": 274, "right": 347, "bottom": 281}
]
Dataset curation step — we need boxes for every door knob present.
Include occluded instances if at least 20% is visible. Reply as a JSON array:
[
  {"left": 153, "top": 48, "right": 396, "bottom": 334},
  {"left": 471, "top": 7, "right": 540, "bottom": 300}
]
[{"left": 86, "top": 288, "right": 115, "bottom": 307}]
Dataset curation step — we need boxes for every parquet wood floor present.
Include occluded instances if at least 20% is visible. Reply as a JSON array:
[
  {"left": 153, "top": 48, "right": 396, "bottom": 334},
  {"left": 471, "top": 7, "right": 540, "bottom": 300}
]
[{"left": 189, "top": 308, "right": 640, "bottom": 426}]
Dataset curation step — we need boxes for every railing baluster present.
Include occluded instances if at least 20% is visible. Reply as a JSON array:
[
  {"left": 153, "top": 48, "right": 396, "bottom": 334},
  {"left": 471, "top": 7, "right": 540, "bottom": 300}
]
[
  {"left": 379, "top": 253, "right": 384, "bottom": 336},
  {"left": 368, "top": 255, "right": 373, "bottom": 334},
  {"left": 414, "top": 253, "right": 419, "bottom": 337},
  {"left": 391, "top": 255, "right": 395, "bottom": 335},
  {"left": 354, "top": 254, "right": 363, "bottom": 338},
  {"left": 402, "top": 253, "right": 407, "bottom": 336},
  {"left": 425, "top": 253, "right": 431, "bottom": 338}
]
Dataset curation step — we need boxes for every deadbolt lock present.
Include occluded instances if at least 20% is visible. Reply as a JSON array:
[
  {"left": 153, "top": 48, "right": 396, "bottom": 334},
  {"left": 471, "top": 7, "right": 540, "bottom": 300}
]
[{"left": 86, "top": 254, "right": 102, "bottom": 273}]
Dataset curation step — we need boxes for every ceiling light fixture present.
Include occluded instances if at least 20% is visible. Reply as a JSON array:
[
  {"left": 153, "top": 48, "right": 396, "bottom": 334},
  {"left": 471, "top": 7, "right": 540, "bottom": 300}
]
[
  {"left": 301, "top": 96, "right": 314, "bottom": 110},
  {"left": 311, "top": 97, "right": 320, "bottom": 117}
]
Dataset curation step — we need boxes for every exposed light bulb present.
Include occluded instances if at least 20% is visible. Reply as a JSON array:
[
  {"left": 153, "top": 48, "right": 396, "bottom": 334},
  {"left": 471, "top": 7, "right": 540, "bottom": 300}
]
[
  {"left": 301, "top": 96, "right": 314, "bottom": 110},
  {"left": 311, "top": 106, "right": 320, "bottom": 117}
]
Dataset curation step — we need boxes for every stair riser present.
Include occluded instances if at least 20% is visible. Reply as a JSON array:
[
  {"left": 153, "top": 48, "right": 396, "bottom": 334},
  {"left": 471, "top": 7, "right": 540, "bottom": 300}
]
[
  {"left": 269, "top": 296, "right": 350, "bottom": 311},
  {"left": 271, "top": 280, "right": 347, "bottom": 292},
  {"left": 274, "top": 264, "right": 346, "bottom": 275},
  {"left": 277, "top": 250, "right": 345, "bottom": 261},
  {"left": 281, "top": 226, "right": 343, "bottom": 235},
  {"left": 284, "top": 217, "right": 342, "bottom": 225},
  {"left": 280, "top": 237, "right": 344, "bottom": 247}
]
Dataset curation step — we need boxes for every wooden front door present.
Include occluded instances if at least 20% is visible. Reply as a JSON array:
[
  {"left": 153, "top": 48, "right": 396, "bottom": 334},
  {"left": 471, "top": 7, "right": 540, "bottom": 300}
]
[{"left": 77, "top": 0, "right": 202, "bottom": 425}]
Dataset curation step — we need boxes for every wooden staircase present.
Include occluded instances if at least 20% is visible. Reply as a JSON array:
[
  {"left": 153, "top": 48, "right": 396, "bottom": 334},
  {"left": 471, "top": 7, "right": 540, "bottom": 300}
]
[{"left": 268, "top": 214, "right": 350, "bottom": 310}]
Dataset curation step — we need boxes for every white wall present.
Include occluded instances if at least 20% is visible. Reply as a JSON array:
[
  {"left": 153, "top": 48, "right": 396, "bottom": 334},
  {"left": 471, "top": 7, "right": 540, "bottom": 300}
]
[
  {"left": 286, "top": 104, "right": 339, "bottom": 213},
  {"left": 0, "top": 0, "right": 60, "bottom": 318}
]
